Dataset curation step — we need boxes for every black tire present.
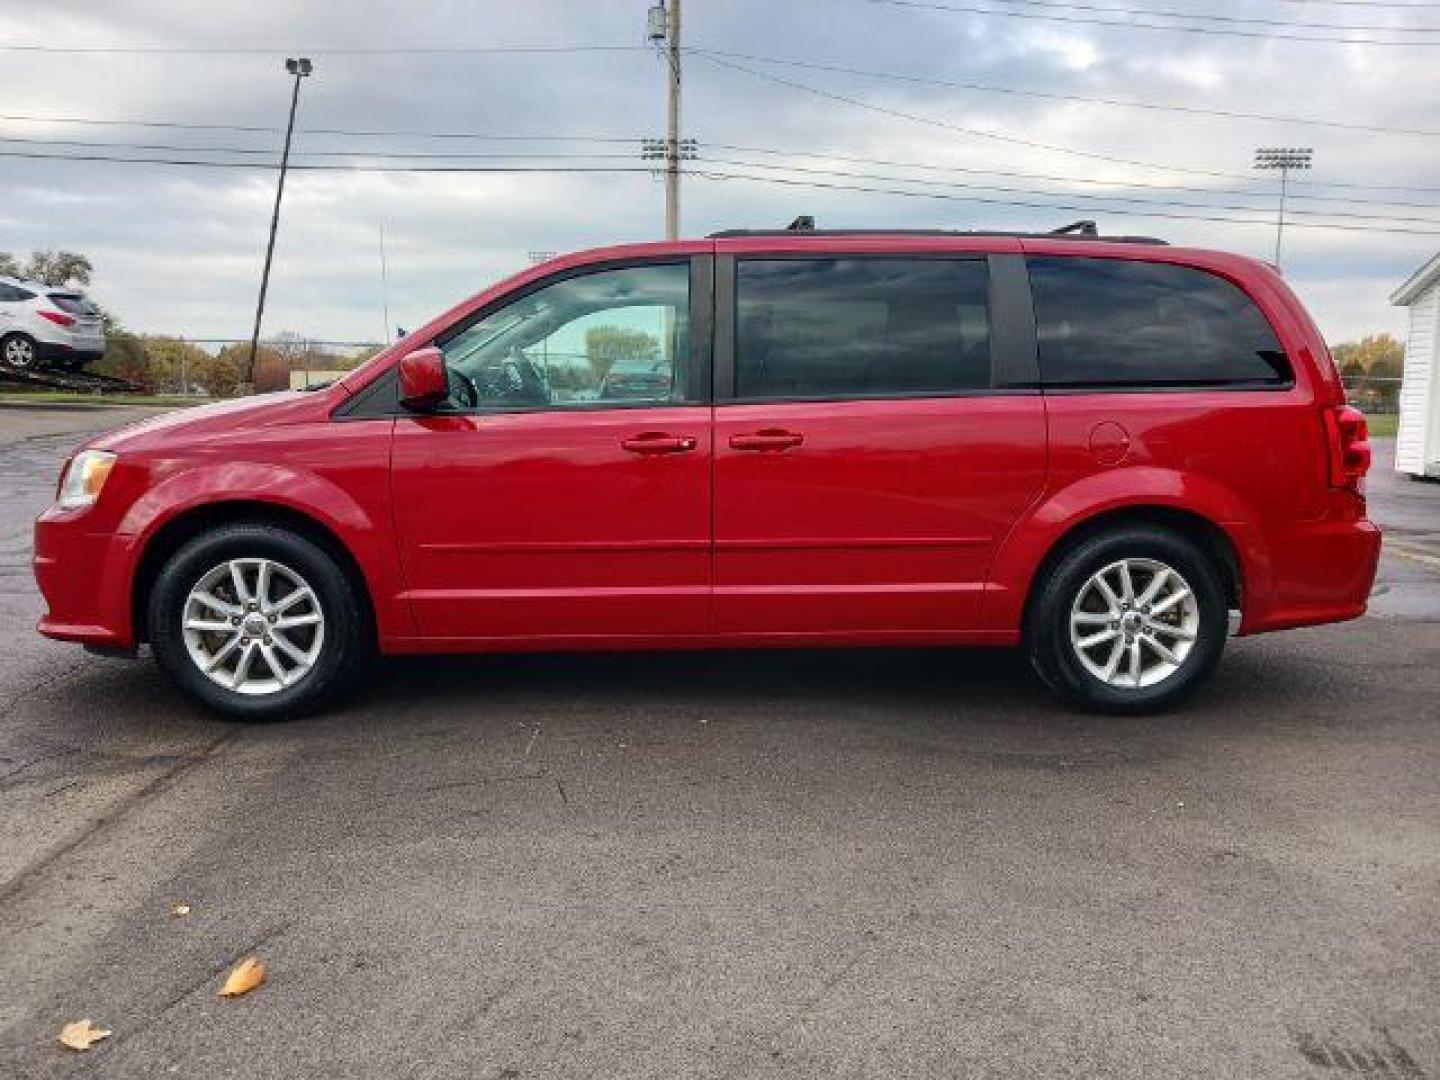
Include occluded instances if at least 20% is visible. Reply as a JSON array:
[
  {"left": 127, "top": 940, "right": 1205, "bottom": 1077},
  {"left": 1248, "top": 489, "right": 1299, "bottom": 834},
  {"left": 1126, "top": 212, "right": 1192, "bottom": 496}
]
[
  {"left": 1, "top": 332, "right": 38, "bottom": 370},
  {"left": 1027, "top": 525, "right": 1228, "bottom": 714},
  {"left": 147, "top": 523, "right": 371, "bottom": 720}
]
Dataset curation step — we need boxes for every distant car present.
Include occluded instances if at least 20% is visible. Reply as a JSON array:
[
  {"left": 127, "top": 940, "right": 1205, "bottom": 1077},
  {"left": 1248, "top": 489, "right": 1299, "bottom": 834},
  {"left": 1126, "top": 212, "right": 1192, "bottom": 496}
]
[
  {"left": 599, "top": 356, "right": 673, "bottom": 400},
  {"left": 0, "top": 276, "right": 105, "bottom": 373}
]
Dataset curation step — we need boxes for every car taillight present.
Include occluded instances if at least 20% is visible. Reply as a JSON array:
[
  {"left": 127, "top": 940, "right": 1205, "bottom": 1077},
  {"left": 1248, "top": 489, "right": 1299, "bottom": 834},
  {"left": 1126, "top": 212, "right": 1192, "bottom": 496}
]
[
  {"left": 38, "top": 309, "right": 77, "bottom": 327},
  {"left": 1323, "top": 405, "right": 1371, "bottom": 491}
]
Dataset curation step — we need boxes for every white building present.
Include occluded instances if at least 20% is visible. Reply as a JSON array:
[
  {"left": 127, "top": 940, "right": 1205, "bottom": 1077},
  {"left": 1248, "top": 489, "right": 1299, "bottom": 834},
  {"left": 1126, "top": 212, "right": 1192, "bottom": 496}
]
[{"left": 1391, "top": 254, "right": 1440, "bottom": 479}]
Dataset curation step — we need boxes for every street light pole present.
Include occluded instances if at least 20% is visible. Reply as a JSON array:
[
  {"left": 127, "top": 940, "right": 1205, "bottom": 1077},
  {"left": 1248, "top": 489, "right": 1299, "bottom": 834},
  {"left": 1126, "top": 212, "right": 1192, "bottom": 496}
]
[
  {"left": 246, "top": 56, "right": 313, "bottom": 388},
  {"left": 1253, "top": 147, "right": 1312, "bottom": 271}
]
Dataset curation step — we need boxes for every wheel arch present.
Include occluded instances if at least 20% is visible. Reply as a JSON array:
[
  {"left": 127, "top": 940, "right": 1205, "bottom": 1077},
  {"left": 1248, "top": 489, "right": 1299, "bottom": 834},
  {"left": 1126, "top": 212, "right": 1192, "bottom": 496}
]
[
  {"left": 1015, "top": 504, "right": 1243, "bottom": 644},
  {"left": 131, "top": 499, "right": 377, "bottom": 646}
]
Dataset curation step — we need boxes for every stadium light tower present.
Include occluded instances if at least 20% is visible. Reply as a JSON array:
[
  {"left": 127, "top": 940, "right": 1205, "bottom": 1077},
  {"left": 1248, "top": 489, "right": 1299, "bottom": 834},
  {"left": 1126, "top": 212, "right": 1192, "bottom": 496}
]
[
  {"left": 1253, "top": 147, "right": 1312, "bottom": 271},
  {"left": 246, "top": 56, "right": 314, "bottom": 387}
]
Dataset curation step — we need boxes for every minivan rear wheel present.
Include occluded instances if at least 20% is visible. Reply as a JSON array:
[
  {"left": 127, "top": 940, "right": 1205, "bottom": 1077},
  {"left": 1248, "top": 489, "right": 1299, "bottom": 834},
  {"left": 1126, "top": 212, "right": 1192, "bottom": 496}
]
[
  {"left": 147, "top": 524, "right": 370, "bottom": 720},
  {"left": 1028, "top": 526, "right": 1227, "bottom": 713}
]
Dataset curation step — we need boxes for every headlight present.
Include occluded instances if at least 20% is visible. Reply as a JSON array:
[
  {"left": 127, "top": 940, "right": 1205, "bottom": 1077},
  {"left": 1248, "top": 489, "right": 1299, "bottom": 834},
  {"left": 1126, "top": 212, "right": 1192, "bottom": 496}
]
[{"left": 57, "top": 450, "right": 117, "bottom": 510}]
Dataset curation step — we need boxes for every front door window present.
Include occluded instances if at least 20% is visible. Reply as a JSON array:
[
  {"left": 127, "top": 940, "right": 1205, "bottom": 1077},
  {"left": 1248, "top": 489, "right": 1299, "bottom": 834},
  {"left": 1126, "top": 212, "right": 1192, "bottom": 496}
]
[{"left": 438, "top": 263, "right": 691, "bottom": 411}]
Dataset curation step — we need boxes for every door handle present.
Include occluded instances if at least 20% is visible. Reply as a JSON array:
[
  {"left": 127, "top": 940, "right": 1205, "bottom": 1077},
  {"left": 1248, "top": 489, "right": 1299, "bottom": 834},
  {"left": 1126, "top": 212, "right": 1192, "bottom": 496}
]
[
  {"left": 621, "top": 432, "right": 697, "bottom": 454},
  {"left": 729, "top": 429, "right": 804, "bottom": 452}
]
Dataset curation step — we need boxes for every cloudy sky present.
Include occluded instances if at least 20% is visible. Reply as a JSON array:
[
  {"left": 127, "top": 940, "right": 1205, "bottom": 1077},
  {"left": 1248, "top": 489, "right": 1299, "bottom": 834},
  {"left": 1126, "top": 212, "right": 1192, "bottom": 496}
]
[{"left": 3, "top": 0, "right": 1438, "bottom": 346}]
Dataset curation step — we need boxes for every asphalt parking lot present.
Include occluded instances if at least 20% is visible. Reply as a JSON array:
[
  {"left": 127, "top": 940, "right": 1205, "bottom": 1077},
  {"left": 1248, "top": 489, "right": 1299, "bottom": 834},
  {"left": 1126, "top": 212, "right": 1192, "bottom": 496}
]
[{"left": 1, "top": 404, "right": 1437, "bottom": 1079}]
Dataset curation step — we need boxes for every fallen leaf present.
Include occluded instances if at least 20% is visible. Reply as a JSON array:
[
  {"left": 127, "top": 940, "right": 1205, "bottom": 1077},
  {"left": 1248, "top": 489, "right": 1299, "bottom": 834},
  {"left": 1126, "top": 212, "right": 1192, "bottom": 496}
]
[
  {"left": 171, "top": 904, "right": 191, "bottom": 917},
  {"left": 58, "top": 1019, "right": 110, "bottom": 1051},
  {"left": 217, "top": 956, "right": 266, "bottom": 998}
]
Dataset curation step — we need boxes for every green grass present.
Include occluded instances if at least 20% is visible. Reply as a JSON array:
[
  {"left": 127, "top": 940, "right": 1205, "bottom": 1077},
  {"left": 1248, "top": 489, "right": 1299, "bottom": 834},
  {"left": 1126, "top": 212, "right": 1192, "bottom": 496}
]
[
  {"left": 1366, "top": 413, "right": 1398, "bottom": 438},
  {"left": 0, "top": 392, "right": 207, "bottom": 408}
]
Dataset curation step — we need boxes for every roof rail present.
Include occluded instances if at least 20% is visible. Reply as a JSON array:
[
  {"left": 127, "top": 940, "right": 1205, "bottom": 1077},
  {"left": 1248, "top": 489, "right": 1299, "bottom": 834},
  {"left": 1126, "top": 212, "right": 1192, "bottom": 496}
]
[{"left": 709, "top": 218, "right": 1167, "bottom": 244}]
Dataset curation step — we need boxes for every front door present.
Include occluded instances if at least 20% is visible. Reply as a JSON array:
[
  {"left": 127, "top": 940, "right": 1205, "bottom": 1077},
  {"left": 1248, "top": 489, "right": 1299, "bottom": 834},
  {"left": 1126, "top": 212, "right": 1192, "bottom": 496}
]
[
  {"left": 391, "top": 258, "right": 713, "bottom": 642},
  {"left": 712, "top": 251, "right": 1047, "bottom": 637}
]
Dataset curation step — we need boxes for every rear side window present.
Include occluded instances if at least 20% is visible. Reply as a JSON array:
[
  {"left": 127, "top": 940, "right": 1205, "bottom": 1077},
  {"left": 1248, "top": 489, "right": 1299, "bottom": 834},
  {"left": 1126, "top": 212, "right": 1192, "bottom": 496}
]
[
  {"left": 735, "top": 257, "right": 991, "bottom": 399},
  {"left": 0, "top": 284, "right": 35, "bottom": 302},
  {"left": 1028, "top": 256, "right": 1290, "bottom": 388},
  {"left": 47, "top": 292, "right": 98, "bottom": 316}
]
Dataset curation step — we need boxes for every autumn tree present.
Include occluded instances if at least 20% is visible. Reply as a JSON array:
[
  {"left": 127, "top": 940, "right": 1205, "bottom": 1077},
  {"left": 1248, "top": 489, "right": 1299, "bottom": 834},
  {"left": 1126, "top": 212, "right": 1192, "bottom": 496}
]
[{"left": 1332, "top": 332, "right": 1405, "bottom": 412}]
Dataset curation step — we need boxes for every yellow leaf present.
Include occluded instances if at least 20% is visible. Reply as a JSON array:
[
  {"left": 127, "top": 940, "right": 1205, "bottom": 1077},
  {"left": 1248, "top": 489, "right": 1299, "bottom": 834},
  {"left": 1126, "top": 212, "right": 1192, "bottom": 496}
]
[
  {"left": 217, "top": 955, "right": 266, "bottom": 998},
  {"left": 58, "top": 1019, "right": 110, "bottom": 1051},
  {"left": 171, "top": 904, "right": 191, "bottom": 917}
]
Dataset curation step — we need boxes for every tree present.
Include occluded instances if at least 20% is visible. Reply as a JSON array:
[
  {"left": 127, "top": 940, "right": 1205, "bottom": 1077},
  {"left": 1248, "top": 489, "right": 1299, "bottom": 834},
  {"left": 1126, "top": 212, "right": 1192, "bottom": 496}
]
[
  {"left": 93, "top": 312, "right": 154, "bottom": 392},
  {"left": 206, "top": 344, "right": 254, "bottom": 399},
  {"left": 584, "top": 325, "right": 658, "bottom": 383},
  {"left": 1332, "top": 332, "right": 1405, "bottom": 412},
  {"left": 143, "top": 336, "right": 211, "bottom": 395},
  {"left": 0, "top": 250, "right": 94, "bottom": 287},
  {"left": 1331, "top": 333, "right": 1404, "bottom": 378}
]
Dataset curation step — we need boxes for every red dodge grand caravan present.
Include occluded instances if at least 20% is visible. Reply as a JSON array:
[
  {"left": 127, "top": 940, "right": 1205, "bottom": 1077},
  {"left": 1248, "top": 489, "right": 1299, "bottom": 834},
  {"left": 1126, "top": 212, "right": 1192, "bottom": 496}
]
[{"left": 34, "top": 225, "right": 1380, "bottom": 719}]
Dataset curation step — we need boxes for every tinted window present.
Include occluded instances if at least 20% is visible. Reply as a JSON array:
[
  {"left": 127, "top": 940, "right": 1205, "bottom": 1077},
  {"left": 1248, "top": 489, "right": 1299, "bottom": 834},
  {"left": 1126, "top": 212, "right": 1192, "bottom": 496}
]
[
  {"left": 0, "top": 284, "right": 35, "bottom": 302},
  {"left": 735, "top": 258, "right": 990, "bottom": 399},
  {"left": 48, "top": 292, "right": 98, "bottom": 316},
  {"left": 1028, "top": 256, "right": 1289, "bottom": 387},
  {"left": 438, "top": 263, "right": 690, "bottom": 411}
]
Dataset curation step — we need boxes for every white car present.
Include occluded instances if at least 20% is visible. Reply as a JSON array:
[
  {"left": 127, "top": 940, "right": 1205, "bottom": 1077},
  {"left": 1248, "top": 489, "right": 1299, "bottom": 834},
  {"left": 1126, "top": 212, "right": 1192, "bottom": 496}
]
[{"left": 0, "top": 275, "right": 106, "bottom": 372}]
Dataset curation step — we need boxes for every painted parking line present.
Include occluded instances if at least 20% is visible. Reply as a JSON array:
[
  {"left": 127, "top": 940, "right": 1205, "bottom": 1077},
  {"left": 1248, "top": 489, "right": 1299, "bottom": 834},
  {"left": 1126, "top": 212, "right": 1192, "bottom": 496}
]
[{"left": 1386, "top": 542, "right": 1440, "bottom": 573}]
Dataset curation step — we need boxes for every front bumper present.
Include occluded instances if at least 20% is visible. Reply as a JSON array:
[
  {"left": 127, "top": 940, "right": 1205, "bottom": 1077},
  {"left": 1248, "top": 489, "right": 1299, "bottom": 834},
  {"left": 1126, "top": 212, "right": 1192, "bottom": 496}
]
[{"left": 34, "top": 512, "right": 138, "bottom": 648}]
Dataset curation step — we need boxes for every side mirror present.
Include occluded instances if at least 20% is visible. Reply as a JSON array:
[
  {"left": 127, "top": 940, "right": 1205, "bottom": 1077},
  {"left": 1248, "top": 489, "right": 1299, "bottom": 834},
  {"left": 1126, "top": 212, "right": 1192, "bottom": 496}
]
[{"left": 398, "top": 347, "right": 448, "bottom": 410}]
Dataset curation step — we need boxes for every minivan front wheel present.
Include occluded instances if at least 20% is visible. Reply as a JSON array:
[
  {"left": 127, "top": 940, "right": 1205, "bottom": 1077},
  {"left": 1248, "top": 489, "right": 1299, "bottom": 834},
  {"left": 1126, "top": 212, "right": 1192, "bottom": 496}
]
[
  {"left": 1028, "top": 526, "right": 1227, "bottom": 713},
  {"left": 148, "top": 524, "right": 369, "bottom": 720}
]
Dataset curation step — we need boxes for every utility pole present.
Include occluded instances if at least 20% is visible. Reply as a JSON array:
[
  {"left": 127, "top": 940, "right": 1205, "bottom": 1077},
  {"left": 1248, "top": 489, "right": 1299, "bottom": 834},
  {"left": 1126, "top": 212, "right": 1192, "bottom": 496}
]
[
  {"left": 1253, "top": 147, "right": 1312, "bottom": 271},
  {"left": 245, "top": 56, "right": 313, "bottom": 388},
  {"left": 647, "top": 1, "right": 682, "bottom": 239},
  {"left": 379, "top": 224, "right": 392, "bottom": 346}
]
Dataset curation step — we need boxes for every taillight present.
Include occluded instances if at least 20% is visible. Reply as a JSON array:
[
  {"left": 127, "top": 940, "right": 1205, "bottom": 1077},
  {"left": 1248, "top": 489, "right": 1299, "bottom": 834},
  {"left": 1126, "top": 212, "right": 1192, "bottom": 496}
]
[
  {"left": 38, "top": 309, "right": 76, "bottom": 327},
  {"left": 1323, "top": 405, "right": 1371, "bottom": 491}
]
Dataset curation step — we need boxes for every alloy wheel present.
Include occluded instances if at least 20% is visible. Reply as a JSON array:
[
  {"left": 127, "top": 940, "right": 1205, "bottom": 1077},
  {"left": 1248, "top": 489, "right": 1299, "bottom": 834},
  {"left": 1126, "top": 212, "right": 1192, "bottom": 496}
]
[
  {"left": 3, "top": 336, "right": 36, "bottom": 369},
  {"left": 181, "top": 558, "right": 325, "bottom": 696},
  {"left": 1069, "top": 557, "right": 1200, "bottom": 690}
]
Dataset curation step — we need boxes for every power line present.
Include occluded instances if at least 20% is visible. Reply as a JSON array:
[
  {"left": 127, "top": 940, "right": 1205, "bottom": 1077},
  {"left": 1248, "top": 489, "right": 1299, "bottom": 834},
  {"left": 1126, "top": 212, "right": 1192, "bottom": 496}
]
[
  {"left": 1269, "top": 0, "right": 1440, "bottom": 7},
  {"left": 5, "top": 111, "right": 1439, "bottom": 199},
  {"left": 864, "top": 0, "right": 1440, "bottom": 43},
  {"left": 689, "top": 48, "right": 1440, "bottom": 138},
  {"left": 0, "top": 111, "right": 640, "bottom": 144},
  {"left": 7, "top": 143, "right": 1439, "bottom": 235},
  {"left": 692, "top": 49, "right": 1259, "bottom": 182},
  {"left": 8, "top": 131, "right": 1440, "bottom": 210},
  {"left": 0, "top": 43, "right": 649, "bottom": 56},
  {"left": 884, "top": 0, "right": 1440, "bottom": 32},
  {"left": 704, "top": 142, "right": 1440, "bottom": 206},
  {"left": 1270, "top": 0, "right": 1440, "bottom": 8},
  {"left": 6, "top": 105, "right": 1439, "bottom": 197},
  {"left": 695, "top": 51, "right": 1440, "bottom": 193},
  {"left": 697, "top": 155, "right": 1440, "bottom": 225},
  {"left": 691, "top": 167, "right": 1440, "bottom": 236},
  {"left": 0, "top": 135, "right": 643, "bottom": 161},
  {"left": 0, "top": 150, "right": 659, "bottom": 174}
]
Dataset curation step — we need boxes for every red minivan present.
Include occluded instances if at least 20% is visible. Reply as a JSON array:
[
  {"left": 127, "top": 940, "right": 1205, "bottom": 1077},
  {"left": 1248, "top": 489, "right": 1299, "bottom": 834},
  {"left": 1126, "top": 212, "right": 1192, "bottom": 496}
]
[{"left": 33, "top": 225, "right": 1380, "bottom": 719}]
